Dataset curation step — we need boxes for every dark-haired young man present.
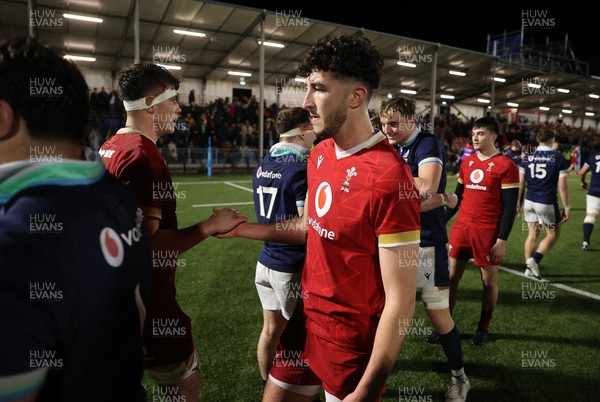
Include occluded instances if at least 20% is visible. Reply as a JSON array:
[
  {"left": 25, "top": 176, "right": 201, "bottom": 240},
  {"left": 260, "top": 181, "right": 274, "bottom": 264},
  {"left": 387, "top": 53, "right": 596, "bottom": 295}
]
[
  {"left": 219, "top": 34, "right": 421, "bottom": 402},
  {"left": 252, "top": 107, "right": 315, "bottom": 386},
  {"left": 99, "top": 63, "right": 246, "bottom": 401},
  {"left": 0, "top": 36, "right": 148, "bottom": 401},
  {"left": 446, "top": 116, "right": 520, "bottom": 346},
  {"left": 517, "top": 127, "right": 570, "bottom": 280}
]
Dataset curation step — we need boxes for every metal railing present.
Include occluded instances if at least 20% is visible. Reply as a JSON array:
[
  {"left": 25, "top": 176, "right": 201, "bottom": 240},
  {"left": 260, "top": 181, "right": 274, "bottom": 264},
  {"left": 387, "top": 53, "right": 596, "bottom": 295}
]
[{"left": 159, "top": 147, "right": 262, "bottom": 172}]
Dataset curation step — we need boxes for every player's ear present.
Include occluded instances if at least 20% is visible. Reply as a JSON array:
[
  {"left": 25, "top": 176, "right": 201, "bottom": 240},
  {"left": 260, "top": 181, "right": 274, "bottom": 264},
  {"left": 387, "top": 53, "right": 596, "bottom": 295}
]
[
  {"left": 0, "top": 100, "right": 18, "bottom": 140},
  {"left": 348, "top": 85, "right": 367, "bottom": 109},
  {"left": 408, "top": 115, "right": 416, "bottom": 129}
]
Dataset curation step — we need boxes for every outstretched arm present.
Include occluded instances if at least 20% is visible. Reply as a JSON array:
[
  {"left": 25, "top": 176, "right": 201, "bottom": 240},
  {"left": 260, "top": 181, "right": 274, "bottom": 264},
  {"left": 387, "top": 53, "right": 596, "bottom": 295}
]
[
  {"left": 146, "top": 207, "right": 247, "bottom": 253},
  {"left": 215, "top": 194, "right": 309, "bottom": 244},
  {"left": 214, "top": 219, "right": 308, "bottom": 244}
]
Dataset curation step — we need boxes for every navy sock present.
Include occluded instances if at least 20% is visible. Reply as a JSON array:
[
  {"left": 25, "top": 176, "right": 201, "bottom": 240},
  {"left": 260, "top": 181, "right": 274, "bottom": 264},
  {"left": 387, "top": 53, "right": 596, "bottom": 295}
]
[
  {"left": 477, "top": 308, "right": 493, "bottom": 332},
  {"left": 533, "top": 252, "right": 544, "bottom": 264},
  {"left": 584, "top": 223, "right": 594, "bottom": 243},
  {"left": 439, "top": 325, "right": 464, "bottom": 371}
]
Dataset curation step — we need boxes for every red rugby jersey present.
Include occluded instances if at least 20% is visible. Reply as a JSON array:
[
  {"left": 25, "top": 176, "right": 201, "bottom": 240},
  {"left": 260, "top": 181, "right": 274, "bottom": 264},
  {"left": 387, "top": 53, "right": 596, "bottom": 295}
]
[{"left": 303, "top": 132, "right": 420, "bottom": 352}]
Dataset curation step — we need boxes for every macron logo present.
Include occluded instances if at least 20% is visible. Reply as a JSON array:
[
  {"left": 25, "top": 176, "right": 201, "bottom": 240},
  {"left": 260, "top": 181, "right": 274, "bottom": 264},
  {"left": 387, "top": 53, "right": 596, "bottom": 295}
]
[{"left": 317, "top": 155, "right": 324, "bottom": 169}]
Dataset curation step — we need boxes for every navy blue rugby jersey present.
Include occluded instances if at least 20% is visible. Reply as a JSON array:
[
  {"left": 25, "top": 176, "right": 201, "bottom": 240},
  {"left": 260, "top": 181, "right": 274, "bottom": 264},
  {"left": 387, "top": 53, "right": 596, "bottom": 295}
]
[
  {"left": 397, "top": 131, "right": 448, "bottom": 247},
  {"left": 253, "top": 144, "right": 308, "bottom": 273},
  {"left": 583, "top": 152, "right": 600, "bottom": 197},
  {"left": 519, "top": 146, "right": 568, "bottom": 204},
  {"left": 0, "top": 159, "right": 149, "bottom": 401}
]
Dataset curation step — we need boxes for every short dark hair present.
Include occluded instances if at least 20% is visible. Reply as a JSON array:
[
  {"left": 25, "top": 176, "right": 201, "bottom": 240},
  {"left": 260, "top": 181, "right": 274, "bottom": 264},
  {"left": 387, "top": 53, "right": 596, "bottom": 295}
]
[
  {"left": 473, "top": 116, "right": 499, "bottom": 135},
  {"left": 296, "top": 34, "right": 383, "bottom": 101},
  {"left": 275, "top": 107, "right": 310, "bottom": 134},
  {"left": 0, "top": 35, "right": 89, "bottom": 142},
  {"left": 378, "top": 96, "right": 417, "bottom": 119},
  {"left": 537, "top": 127, "right": 556, "bottom": 144},
  {"left": 117, "top": 63, "right": 180, "bottom": 101}
]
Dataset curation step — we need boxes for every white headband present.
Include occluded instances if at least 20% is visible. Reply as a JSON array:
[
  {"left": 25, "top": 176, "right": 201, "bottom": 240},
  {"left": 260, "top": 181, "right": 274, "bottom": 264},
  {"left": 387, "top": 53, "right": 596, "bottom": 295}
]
[
  {"left": 279, "top": 127, "right": 314, "bottom": 138},
  {"left": 123, "top": 88, "right": 178, "bottom": 111}
]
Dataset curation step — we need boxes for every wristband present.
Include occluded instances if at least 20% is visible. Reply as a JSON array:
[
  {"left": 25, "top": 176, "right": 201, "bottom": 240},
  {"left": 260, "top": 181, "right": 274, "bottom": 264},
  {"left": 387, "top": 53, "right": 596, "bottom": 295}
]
[{"left": 564, "top": 205, "right": 570, "bottom": 212}]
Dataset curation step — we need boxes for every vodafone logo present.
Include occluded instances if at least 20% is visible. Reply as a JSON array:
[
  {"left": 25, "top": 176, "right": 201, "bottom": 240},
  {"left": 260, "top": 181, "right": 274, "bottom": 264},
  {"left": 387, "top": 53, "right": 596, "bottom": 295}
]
[
  {"left": 470, "top": 169, "right": 485, "bottom": 184},
  {"left": 315, "top": 182, "right": 332, "bottom": 217},
  {"left": 100, "top": 227, "right": 124, "bottom": 268},
  {"left": 256, "top": 165, "right": 282, "bottom": 179}
]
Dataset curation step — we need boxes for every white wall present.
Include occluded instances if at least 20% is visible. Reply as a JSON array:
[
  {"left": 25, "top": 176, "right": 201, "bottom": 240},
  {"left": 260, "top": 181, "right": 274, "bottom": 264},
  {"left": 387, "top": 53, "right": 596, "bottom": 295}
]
[
  {"left": 79, "top": 68, "right": 115, "bottom": 92},
  {"left": 178, "top": 78, "right": 203, "bottom": 105}
]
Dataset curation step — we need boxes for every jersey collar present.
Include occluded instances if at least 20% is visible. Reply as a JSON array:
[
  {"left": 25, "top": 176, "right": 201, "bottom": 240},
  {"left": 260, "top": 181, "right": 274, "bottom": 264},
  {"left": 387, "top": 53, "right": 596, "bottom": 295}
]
[
  {"left": 0, "top": 158, "right": 105, "bottom": 205},
  {"left": 335, "top": 131, "right": 386, "bottom": 160},
  {"left": 269, "top": 142, "right": 308, "bottom": 158},
  {"left": 476, "top": 150, "right": 501, "bottom": 161},
  {"left": 401, "top": 127, "right": 421, "bottom": 149}
]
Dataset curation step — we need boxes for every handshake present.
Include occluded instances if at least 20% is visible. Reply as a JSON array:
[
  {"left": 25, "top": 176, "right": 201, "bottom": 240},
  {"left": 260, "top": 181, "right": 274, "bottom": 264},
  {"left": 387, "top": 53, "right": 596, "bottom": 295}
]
[
  {"left": 440, "top": 192, "right": 459, "bottom": 209},
  {"left": 206, "top": 208, "right": 248, "bottom": 238}
]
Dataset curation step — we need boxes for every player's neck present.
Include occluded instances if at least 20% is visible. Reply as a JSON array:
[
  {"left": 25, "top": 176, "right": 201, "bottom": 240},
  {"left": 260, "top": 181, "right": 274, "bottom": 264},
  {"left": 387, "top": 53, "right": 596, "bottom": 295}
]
[
  {"left": 123, "top": 116, "right": 159, "bottom": 143},
  {"left": 477, "top": 147, "right": 499, "bottom": 159},
  {"left": 0, "top": 124, "right": 81, "bottom": 164},
  {"left": 333, "top": 114, "right": 376, "bottom": 151}
]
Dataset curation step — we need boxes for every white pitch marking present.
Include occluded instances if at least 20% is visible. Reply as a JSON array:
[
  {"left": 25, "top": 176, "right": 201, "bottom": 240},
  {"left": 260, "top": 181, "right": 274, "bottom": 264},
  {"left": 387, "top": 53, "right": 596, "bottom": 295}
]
[
  {"left": 499, "top": 265, "right": 600, "bottom": 301},
  {"left": 192, "top": 201, "right": 254, "bottom": 208},
  {"left": 224, "top": 181, "right": 253, "bottom": 192}
]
